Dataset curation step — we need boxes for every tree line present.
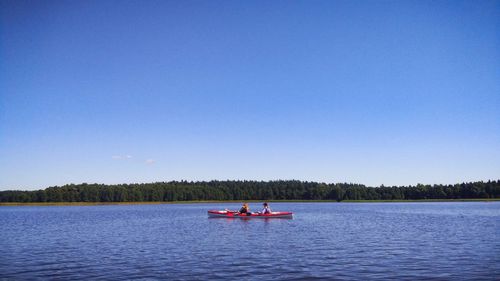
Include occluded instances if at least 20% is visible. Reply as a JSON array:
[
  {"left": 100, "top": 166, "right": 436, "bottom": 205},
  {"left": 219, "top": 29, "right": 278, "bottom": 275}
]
[{"left": 0, "top": 180, "right": 498, "bottom": 203}]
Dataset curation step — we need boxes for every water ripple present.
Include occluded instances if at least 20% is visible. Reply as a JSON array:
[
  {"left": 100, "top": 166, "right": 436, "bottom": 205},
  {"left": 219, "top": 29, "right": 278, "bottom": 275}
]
[{"left": 1, "top": 202, "right": 499, "bottom": 280}]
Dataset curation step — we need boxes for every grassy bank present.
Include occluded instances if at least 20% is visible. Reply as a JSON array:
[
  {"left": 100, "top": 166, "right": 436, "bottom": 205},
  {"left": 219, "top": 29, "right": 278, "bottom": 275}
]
[
  {"left": 341, "top": 198, "right": 500, "bottom": 203},
  {"left": 0, "top": 198, "right": 499, "bottom": 206}
]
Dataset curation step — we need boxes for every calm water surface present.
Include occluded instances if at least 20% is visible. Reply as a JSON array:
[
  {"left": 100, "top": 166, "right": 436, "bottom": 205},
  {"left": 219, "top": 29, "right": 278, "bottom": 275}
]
[{"left": 1, "top": 202, "right": 499, "bottom": 280}]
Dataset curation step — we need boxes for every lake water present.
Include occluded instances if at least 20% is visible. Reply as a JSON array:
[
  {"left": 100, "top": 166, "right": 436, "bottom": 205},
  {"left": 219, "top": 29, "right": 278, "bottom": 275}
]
[{"left": 1, "top": 202, "right": 499, "bottom": 280}]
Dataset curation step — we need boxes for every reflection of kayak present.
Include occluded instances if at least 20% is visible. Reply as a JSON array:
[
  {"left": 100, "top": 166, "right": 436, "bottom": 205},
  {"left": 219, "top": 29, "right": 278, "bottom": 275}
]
[{"left": 208, "top": 210, "right": 293, "bottom": 218}]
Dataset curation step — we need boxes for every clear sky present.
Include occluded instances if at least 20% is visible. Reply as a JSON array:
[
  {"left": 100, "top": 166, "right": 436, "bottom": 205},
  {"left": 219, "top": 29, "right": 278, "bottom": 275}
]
[{"left": 1, "top": 0, "right": 499, "bottom": 190}]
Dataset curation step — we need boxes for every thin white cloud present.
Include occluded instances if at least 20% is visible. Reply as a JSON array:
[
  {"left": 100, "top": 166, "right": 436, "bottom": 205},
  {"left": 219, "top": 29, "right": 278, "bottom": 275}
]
[
  {"left": 145, "top": 159, "right": 155, "bottom": 165},
  {"left": 112, "top": 155, "right": 133, "bottom": 160}
]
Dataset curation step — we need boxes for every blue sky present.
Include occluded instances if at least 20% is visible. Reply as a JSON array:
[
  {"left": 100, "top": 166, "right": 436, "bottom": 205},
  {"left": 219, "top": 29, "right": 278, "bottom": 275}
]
[{"left": 1, "top": 0, "right": 499, "bottom": 190}]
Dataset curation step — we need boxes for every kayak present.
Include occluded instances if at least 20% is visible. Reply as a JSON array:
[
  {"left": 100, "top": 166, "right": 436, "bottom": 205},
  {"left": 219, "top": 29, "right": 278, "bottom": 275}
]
[{"left": 208, "top": 210, "right": 293, "bottom": 218}]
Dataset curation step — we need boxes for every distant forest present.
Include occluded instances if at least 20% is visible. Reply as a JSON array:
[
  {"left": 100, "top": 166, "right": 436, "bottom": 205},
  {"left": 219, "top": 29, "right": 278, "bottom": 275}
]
[{"left": 0, "top": 180, "right": 499, "bottom": 203}]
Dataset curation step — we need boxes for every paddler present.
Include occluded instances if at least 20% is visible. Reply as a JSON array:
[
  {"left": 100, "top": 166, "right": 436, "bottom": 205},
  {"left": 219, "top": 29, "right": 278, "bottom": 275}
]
[
  {"left": 239, "top": 203, "right": 250, "bottom": 214},
  {"left": 261, "top": 202, "right": 272, "bottom": 214}
]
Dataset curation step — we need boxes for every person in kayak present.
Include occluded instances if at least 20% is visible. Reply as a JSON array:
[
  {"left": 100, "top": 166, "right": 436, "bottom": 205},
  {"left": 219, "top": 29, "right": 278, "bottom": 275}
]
[
  {"left": 239, "top": 203, "right": 250, "bottom": 214},
  {"left": 261, "top": 202, "right": 272, "bottom": 214}
]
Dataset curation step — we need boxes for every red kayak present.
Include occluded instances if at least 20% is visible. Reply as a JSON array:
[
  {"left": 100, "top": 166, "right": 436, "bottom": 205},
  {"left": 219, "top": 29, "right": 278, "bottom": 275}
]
[{"left": 208, "top": 210, "right": 293, "bottom": 218}]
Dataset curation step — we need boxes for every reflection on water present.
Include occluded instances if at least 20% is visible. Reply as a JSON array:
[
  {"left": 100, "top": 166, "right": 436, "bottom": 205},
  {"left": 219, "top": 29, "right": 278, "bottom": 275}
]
[
  {"left": 1, "top": 202, "right": 499, "bottom": 280},
  {"left": 208, "top": 217, "right": 293, "bottom": 222}
]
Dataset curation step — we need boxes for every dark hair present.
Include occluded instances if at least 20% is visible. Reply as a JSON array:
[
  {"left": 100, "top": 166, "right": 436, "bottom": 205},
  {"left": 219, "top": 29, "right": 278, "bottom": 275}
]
[{"left": 263, "top": 202, "right": 268, "bottom": 206}]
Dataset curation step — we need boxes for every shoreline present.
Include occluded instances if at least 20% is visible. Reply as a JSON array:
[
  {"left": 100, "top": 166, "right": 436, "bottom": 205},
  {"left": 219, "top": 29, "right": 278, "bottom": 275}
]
[{"left": 0, "top": 198, "right": 498, "bottom": 206}]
